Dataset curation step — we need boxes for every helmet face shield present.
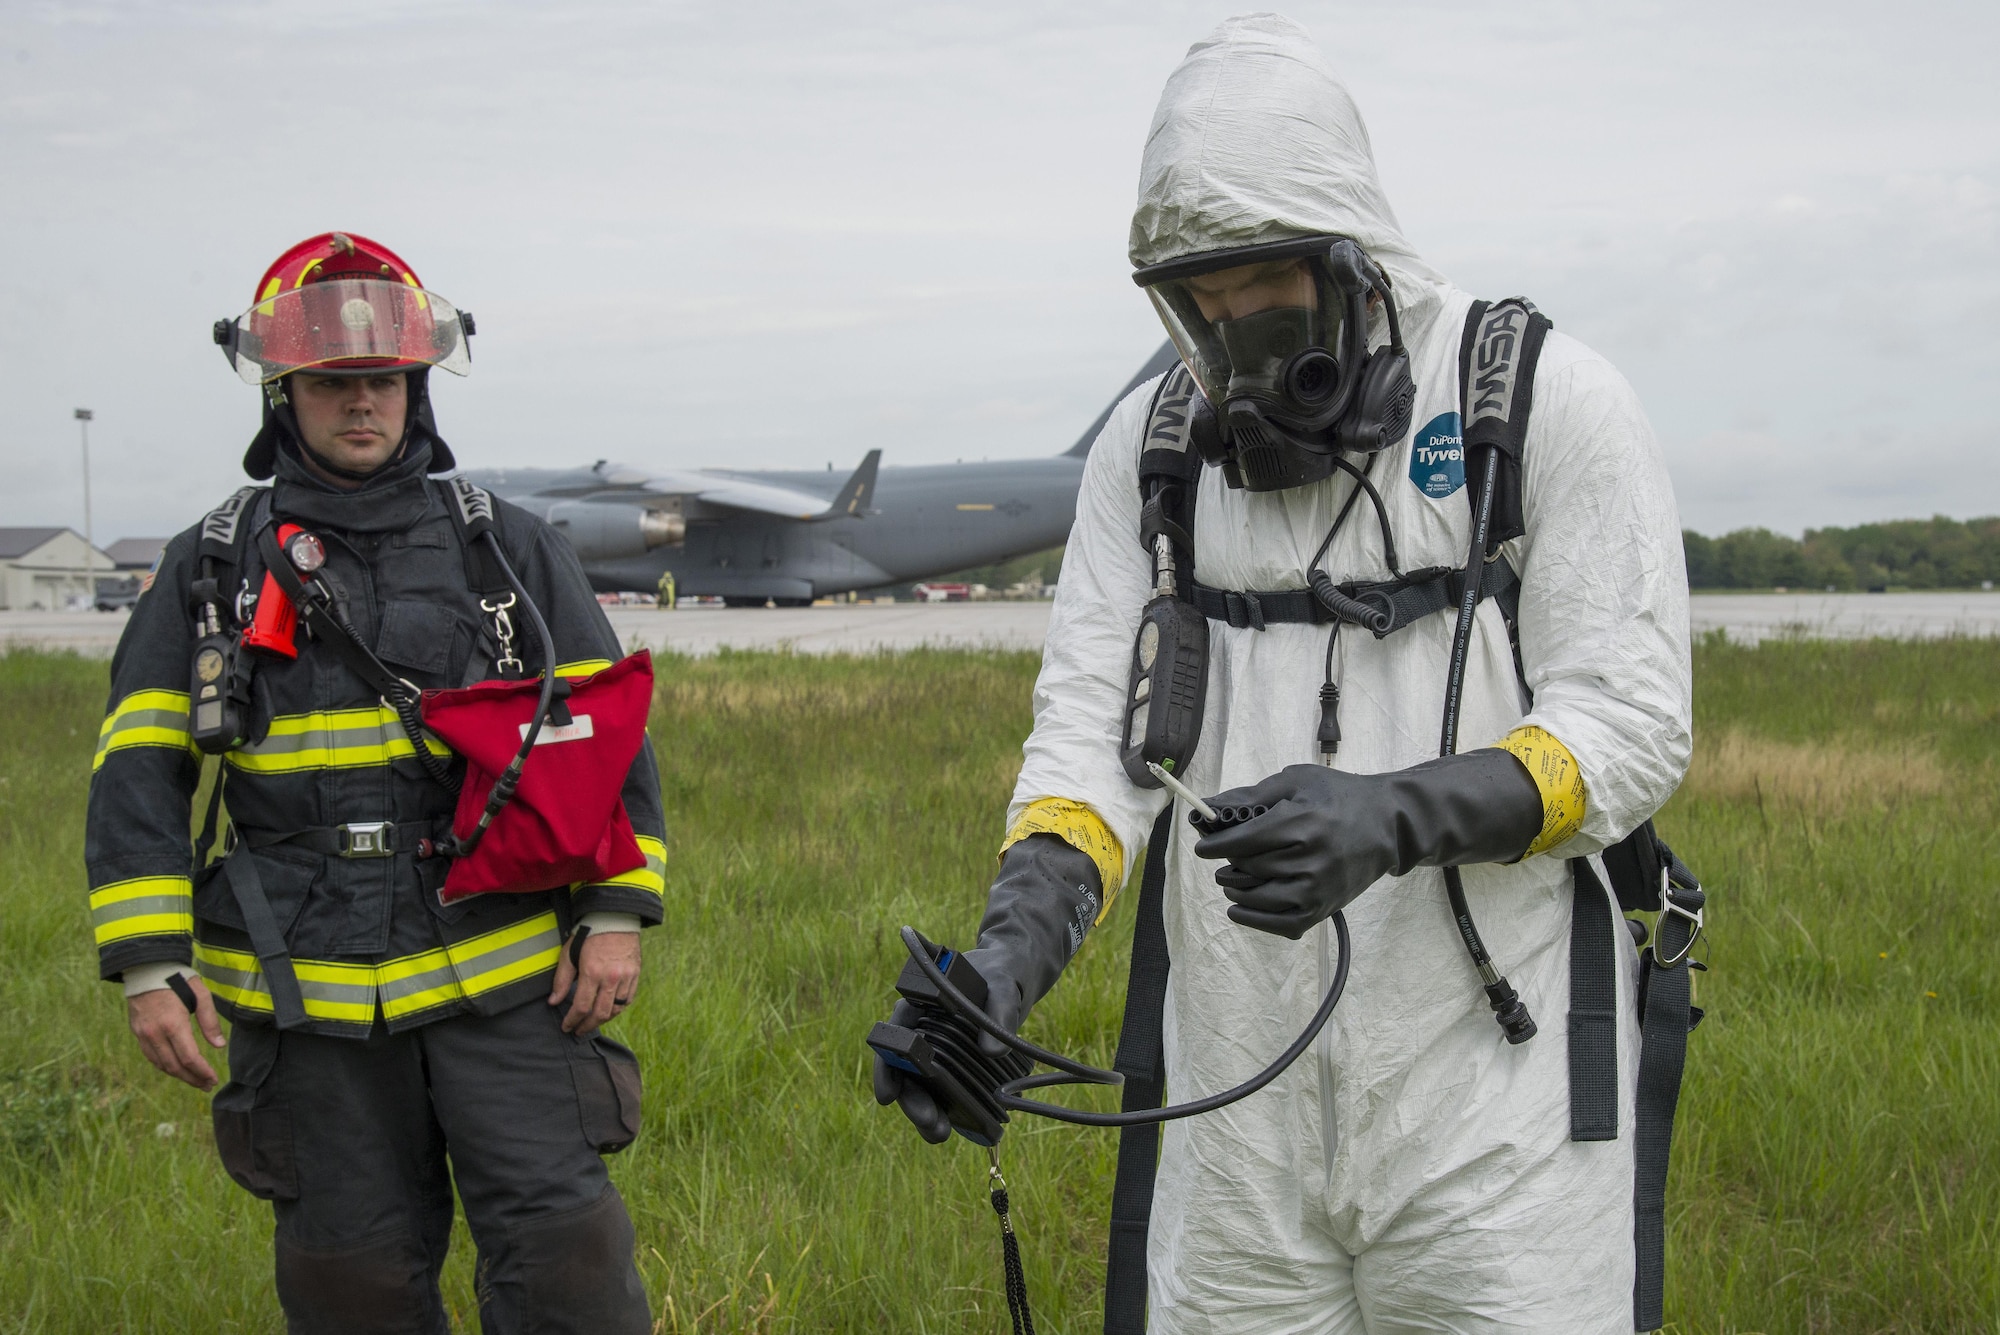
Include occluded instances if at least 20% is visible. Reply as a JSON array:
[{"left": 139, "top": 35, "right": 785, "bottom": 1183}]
[{"left": 222, "top": 277, "right": 471, "bottom": 385}]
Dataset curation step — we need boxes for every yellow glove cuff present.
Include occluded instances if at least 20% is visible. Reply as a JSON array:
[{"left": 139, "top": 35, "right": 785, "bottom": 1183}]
[
  {"left": 1001, "top": 798, "right": 1126, "bottom": 922},
  {"left": 1495, "top": 725, "right": 1587, "bottom": 857}
]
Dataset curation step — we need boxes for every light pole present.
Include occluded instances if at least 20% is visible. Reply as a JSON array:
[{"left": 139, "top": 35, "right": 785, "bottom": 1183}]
[{"left": 74, "top": 408, "right": 95, "bottom": 610}]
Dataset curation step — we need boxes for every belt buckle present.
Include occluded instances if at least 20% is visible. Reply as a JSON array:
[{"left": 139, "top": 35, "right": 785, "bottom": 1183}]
[{"left": 339, "top": 821, "right": 394, "bottom": 858}]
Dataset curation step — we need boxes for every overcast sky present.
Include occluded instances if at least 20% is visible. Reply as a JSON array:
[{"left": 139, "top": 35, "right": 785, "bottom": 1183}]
[{"left": 4, "top": 0, "right": 1995, "bottom": 545}]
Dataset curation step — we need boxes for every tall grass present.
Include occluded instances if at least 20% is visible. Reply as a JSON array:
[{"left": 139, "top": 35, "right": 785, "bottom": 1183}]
[
  {"left": 0, "top": 636, "right": 1993, "bottom": 1332},
  {"left": 1664, "top": 636, "right": 1999, "bottom": 1333}
]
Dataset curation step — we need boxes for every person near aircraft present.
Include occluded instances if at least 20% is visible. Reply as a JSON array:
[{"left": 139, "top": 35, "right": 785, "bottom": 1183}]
[
  {"left": 87, "top": 232, "right": 663, "bottom": 1332},
  {"left": 875, "top": 15, "right": 1691, "bottom": 1331}
]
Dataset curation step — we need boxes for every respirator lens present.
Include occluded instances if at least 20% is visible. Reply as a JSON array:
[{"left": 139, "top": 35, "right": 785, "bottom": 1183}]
[
  {"left": 1140, "top": 250, "right": 1343, "bottom": 417},
  {"left": 1213, "top": 307, "right": 1323, "bottom": 400}
]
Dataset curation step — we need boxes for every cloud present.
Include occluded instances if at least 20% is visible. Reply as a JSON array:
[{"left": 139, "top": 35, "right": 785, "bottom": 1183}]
[{"left": 2, "top": 0, "right": 1996, "bottom": 544}]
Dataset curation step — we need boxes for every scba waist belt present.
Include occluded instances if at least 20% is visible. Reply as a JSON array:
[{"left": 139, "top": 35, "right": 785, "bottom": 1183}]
[{"left": 238, "top": 821, "right": 447, "bottom": 860}]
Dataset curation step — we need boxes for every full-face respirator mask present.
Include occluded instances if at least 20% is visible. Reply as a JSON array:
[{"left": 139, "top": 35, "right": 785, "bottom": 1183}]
[{"left": 1133, "top": 235, "right": 1416, "bottom": 492}]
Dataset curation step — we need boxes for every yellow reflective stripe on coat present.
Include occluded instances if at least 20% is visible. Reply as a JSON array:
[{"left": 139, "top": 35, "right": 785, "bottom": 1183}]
[
  {"left": 1001, "top": 797, "right": 1126, "bottom": 921},
  {"left": 555, "top": 659, "right": 613, "bottom": 678},
  {"left": 194, "top": 912, "right": 562, "bottom": 1025},
  {"left": 225, "top": 705, "right": 452, "bottom": 774},
  {"left": 93, "top": 689, "right": 196, "bottom": 771},
  {"left": 582, "top": 834, "right": 666, "bottom": 900},
  {"left": 1494, "top": 725, "right": 1588, "bottom": 857},
  {"left": 192, "top": 944, "right": 376, "bottom": 1025},
  {"left": 378, "top": 913, "right": 563, "bottom": 1021},
  {"left": 89, "top": 874, "right": 193, "bottom": 947}
]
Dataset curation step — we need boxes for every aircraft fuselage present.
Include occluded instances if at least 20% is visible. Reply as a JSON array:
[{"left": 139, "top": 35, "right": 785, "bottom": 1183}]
[{"left": 470, "top": 456, "right": 1084, "bottom": 600}]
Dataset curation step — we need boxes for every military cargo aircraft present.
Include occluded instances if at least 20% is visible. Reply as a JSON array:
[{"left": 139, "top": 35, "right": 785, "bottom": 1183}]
[{"left": 466, "top": 344, "right": 1178, "bottom": 605}]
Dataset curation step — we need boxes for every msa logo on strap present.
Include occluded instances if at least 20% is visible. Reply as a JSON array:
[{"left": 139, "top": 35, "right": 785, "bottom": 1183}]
[
  {"left": 200, "top": 486, "right": 261, "bottom": 549},
  {"left": 1146, "top": 366, "right": 1197, "bottom": 451},
  {"left": 1467, "top": 300, "right": 1536, "bottom": 431},
  {"left": 521, "top": 715, "right": 594, "bottom": 745},
  {"left": 450, "top": 477, "right": 496, "bottom": 532}
]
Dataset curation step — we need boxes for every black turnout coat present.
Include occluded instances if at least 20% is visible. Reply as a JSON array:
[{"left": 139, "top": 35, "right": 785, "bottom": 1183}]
[{"left": 84, "top": 443, "right": 667, "bottom": 1038}]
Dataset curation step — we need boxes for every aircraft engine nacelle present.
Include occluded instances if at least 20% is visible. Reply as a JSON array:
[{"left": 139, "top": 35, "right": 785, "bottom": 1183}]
[{"left": 545, "top": 501, "right": 686, "bottom": 560}]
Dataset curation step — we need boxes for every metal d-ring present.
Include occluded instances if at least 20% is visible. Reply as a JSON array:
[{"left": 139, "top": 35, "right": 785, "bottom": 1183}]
[{"left": 1655, "top": 867, "right": 1706, "bottom": 969}]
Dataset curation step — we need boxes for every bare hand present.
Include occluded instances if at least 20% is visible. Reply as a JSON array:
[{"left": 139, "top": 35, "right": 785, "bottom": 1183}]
[
  {"left": 128, "top": 975, "right": 226, "bottom": 1091},
  {"left": 549, "top": 931, "right": 642, "bottom": 1034}
]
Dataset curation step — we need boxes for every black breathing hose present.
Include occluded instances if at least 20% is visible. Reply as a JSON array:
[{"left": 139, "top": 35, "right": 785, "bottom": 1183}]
[
  {"left": 900, "top": 910, "right": 1349, "bottom": 1128},
  {"left": 1437, "top": 444, "right": 1537, "bottom": 1044}
]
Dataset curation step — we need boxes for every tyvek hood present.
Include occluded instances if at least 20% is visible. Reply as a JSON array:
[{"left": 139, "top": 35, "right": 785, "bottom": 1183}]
[{"left": 1129, "top": 14, "right": 1445, "bottom": 298}]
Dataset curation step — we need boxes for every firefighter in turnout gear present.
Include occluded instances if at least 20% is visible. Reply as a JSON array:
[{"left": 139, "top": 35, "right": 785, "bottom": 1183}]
[{"left": 87, "top": 233, "right": 664, "bottom": 1333}]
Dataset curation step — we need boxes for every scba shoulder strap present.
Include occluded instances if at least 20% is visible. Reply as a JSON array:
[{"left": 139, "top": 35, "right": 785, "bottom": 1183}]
[
  {"left": 439, "top": 475, "right": 512, "bottom": 598},
  {"left": 198, "top": 485, "right": 266, "bottom": 565},
  {"left": 436, "top": 476, "right": 535, "bottom": 677},
  {"left": 1136, "top": 364, "right": 1203, "bottom": 599},
  {"left": 1457, "top": 296, "right": 1538, "bottom": 549},
  {"left": 1110, "top": 306, "right": 1705, "bottom": 1334},
  {"left": 442, "top": 471, "right": 512, "bottom": 591},
  {"left": 193, "top": 485, "right": 273, "bottom": 611}
]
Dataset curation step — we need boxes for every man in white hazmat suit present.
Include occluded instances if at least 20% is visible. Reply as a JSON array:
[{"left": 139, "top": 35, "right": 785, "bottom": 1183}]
[{"left": 874, "top": 14, "right": 1690, "bottom": 1332}]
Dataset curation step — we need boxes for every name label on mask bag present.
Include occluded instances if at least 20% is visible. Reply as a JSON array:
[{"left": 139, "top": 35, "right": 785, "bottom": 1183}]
[
  {"left": 1408, "top": 411, "right": 1465, "bottom": 499},
  {"left": 521, "top": 715, "right": 595, "bottom": 745}
]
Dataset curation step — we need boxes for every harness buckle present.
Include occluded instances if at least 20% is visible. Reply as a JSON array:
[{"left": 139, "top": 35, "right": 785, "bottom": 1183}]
[
  {"left": 1655, "top": 868, "right": 1705, "bottom": 968},
  {"left": 482, "top": 592, "right": 523, "bottom": 675},
  {"left": 1223, "top": 591, "right": 1265, "bottom": 631},
  {"left": 338, "top": 821, "right": 395, "bottom": 858}
]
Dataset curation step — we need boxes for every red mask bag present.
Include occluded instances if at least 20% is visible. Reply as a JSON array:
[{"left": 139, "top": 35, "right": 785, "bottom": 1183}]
[{"left": 420, "top": 652, "right": 654, "bottom": 903}]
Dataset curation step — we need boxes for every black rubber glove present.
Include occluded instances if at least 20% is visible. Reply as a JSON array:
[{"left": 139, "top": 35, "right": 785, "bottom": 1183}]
[
  {"left": 1194, "top": 749, "right": 1544, "bottom": 940},
  {"left": 872, "top": 833, "right": 1104, "bottom": 1143}
]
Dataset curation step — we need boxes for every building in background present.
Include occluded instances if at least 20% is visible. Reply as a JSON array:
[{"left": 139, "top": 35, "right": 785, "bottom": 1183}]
[
  {"left": 0, "top": 528, "right": 117, "bottom": 611},
  {"left": 103, "top": 537, "right": 167, "bottom": 574}
]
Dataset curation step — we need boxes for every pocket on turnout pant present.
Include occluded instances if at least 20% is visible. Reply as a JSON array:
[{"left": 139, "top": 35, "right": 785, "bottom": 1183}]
[
  {"left": 211, "top": 1020, "right": 299, "bottom": 1200},
  {"left": 568, "top": 1033, "right": 643, "bottom": 1155}
]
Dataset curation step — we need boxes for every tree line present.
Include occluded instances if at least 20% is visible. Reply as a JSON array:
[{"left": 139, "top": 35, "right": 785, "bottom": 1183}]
[
  {"left": 1683, "top": 516, "right": 2000, "bottom": 590},
  {"left": 925, "top": 516, "right": 2000, "bottom": 597}
]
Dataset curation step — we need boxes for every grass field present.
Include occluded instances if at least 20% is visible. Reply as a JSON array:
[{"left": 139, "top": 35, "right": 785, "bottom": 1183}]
[{"left": 1, "top": 637, "right": 1995, "bottom": 1333}]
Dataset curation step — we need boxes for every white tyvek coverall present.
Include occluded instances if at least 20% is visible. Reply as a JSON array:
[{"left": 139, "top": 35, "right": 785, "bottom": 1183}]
[{"left": 1009, "top": 15, "right": 1691, "bottom": 1333}]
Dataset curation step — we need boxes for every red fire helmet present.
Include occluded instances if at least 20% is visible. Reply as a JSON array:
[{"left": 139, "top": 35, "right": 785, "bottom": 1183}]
[{"left": 215, "top": 232, "right": 474, "bottom": 385}]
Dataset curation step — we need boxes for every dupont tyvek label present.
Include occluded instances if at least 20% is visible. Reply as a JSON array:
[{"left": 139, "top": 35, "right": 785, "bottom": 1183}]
[{"left": 1408, "top": 411, "right": 1465, "bottom": 499}]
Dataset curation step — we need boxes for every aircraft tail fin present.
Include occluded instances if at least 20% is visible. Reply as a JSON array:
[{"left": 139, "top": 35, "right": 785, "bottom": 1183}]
[
  {"left": 1064, "top": 341, "right": 1183, "bottom": 458},
  {"left": 824, "top": 448, "right": 881, "bottom": 517}
]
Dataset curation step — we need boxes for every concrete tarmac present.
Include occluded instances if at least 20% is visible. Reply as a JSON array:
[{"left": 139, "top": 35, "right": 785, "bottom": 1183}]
[
  {"left": 603, "top": 600, "right": 1054, "bottom": 655},
  {"left": 6, "top": 591, "right": 1997, "bottom": 659}
]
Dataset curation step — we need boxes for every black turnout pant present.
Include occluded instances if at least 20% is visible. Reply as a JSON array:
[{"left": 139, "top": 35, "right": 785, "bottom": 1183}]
[{"left": 211, "top": 997, "right": 650, "bottom": 1335}]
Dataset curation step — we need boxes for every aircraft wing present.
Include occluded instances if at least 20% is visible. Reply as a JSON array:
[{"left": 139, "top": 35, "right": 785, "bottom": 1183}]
[{"left": 629, "top": 449, "right": 881, "bottom": 520}]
